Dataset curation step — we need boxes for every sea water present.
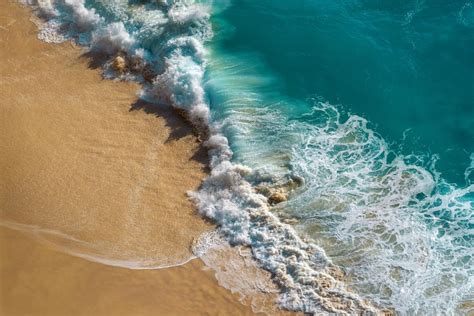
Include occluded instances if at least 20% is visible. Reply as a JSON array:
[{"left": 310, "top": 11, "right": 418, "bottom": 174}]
[
  {"left": 210, "top": 0, "right": 474, "bottom": 184},
  {"left": 26, "top": 0, "right": 473, "bottom": 314},
  {"left": 207, "top": 1, "right": 474, "bottom": 313}
]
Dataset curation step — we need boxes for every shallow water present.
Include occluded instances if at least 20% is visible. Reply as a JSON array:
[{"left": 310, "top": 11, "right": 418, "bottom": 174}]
[{"left": 23, "top": 0, "right": 474, "bottom": 314}]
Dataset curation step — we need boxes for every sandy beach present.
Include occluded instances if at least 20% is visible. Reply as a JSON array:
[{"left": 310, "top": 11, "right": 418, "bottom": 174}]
[
  {"left": 1, "top": 0, "right": 469, "bottom": 314},
  {"left": 0, "top": 1, "right": 259, "bottom": 314}
]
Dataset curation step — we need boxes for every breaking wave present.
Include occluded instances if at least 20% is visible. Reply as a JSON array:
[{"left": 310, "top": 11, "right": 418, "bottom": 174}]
[{"left": 22, "top": 0, "right": 473, "bottom": 314}]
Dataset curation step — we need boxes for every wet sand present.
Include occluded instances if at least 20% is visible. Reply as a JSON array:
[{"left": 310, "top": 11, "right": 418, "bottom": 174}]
[
  {"left": 0, "top": 227, "right": 256, "bottom": 316},
  {"left": 0, "top": 1, "right": 258, "bottom": 314}
]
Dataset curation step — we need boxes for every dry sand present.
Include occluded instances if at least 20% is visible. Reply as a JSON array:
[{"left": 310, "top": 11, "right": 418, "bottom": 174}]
[{"left": 0, "top": 1, "right": 260, "bottom": 314}]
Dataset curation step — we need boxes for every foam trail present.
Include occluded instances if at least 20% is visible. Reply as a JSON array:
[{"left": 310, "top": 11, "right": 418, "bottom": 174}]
[{"left": 0, "top": 221, "right": 196, "bottom": 270}]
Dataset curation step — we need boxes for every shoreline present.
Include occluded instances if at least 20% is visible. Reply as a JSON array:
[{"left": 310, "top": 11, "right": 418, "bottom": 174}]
[
  {"left": 0, "top": 1, "right": 262, "bottom": 314},
  {"left": 1, "top": 1, "right": 380, "bottom": 314},
  {"left": 2, "top": 0, "right": 469, "bottom": 314}
]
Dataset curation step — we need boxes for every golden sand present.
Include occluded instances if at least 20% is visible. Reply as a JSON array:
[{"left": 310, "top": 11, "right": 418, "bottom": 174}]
[{"left": 0, "top": 1, "right": 259, "bottom": 314}]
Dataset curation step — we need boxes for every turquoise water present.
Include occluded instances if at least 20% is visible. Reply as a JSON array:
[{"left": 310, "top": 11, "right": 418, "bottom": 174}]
[
  {"left": 31, "top": 0, "right": 473, "bottom": 314},
  {"left": 207, "top": 0, "right": 474, "bottom": 313},
  {"left": 212, "top": 0, "right": 474, "bottom": 185}
]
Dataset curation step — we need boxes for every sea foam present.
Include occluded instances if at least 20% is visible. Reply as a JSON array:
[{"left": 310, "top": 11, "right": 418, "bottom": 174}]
[{"left": 202, "top": 37, "right": 473, "bottom": 313}]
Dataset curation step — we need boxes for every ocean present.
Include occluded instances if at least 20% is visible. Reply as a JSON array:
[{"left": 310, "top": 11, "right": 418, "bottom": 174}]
[{"left": 27, "top": 0, "right": 473, "bottom": 314}]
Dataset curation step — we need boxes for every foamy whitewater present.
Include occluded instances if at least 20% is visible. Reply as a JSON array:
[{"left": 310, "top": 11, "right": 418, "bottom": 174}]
[{"left": 23, "top": 0, "right": 473, "bottom": 315}]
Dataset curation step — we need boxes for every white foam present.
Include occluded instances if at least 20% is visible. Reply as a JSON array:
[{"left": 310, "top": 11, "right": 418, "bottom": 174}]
[
  {"left": 91, "top": 22, "right": 135, "bottom": 55},
  {"left": 150, "top": 53, "right": 209, "bottom": 129},
  {"left": 168, "top": 3, "right": 210, "bottom": 25},
  {"left": 21, "top": 0, "right": 56, "bottom": 17},
  {"left": 62, "top": 0, "right": 101, "bottom": 31},
  {"left": 37, "top": 20, "right": 67, "bottom": 43}
]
